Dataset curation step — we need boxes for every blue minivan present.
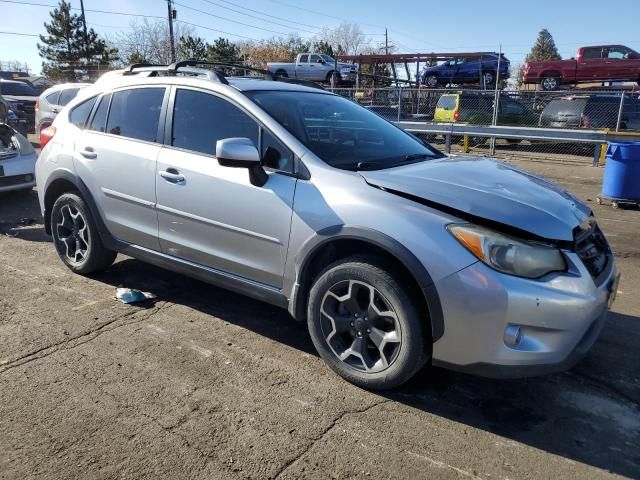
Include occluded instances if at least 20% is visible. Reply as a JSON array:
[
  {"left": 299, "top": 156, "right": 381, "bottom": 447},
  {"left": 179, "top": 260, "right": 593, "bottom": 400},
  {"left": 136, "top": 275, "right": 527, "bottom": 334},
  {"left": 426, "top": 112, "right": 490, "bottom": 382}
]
[{"left": 420, "top": 53, "right": 510, "bottom": 88}]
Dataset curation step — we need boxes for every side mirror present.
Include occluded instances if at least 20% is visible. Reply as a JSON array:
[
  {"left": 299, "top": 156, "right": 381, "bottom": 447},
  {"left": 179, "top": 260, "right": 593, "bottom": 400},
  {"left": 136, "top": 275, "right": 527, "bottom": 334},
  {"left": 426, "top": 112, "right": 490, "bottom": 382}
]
[{"left": 216, "top": 137, "right": 267, "bottom": 187}]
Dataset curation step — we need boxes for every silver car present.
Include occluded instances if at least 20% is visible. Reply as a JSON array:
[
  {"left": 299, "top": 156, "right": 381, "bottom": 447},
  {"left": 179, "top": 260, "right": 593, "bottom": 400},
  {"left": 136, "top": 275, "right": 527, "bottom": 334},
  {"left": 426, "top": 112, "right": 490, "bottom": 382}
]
[
  {"left": 35, "top": 64, "right": 618, "bottom": 389},
  {"left": 36, "top": 83, "right": 89, "bottom": 135},
  {"left": 0, "top": 123, "right": 37, "bottom": 192}
]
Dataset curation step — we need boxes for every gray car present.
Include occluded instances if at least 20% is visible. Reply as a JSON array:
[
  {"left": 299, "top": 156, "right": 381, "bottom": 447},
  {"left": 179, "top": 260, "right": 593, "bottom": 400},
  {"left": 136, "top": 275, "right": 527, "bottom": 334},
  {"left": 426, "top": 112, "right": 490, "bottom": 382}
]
[
  {"left": 0, "top": 79, "right": 39, "bottom": 133},
  {"left": 36, "top": 83, "right": 89, "bottom": 135},
  {"left": 35, "top": 64, "right": 618, "bottom": 389}
]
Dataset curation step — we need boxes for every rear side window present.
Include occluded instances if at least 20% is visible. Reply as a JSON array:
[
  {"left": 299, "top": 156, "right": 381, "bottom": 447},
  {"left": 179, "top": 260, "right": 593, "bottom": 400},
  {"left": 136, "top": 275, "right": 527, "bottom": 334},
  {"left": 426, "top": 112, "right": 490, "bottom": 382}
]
[
  {"left": 436, "top": 95, "right": 457, "bottom": 110},
  {"left": 582, "top": 48, "right": 602, "bottom": 59},
  {"left": 45, "top": 91, "right": 60, "bottom": 105},
  {"left": 68, "top": 96, "right": 97, "bottom": 129},
  {"left": 89, "top": 94, "right": 111, "bottom": 132},
  {"left": 299, "top": 54, "right": 309, "bottom": 63},
  {"left": 58, "top": 88, "right": 80, "bottom": 106},
  {"left": 172, "top": 89, "right": 259, "bottom": 156},
  {"left": 542, "top": 99, "right": 587, "bottom": 117},
  {"left": 106, "top": 88, "right": 165, "bottom": 142}
]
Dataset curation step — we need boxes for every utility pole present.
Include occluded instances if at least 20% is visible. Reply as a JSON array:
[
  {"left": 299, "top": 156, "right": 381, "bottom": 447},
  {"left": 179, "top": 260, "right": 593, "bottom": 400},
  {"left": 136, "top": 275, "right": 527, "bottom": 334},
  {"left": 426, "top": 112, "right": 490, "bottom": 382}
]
[
  {"left": 385, "top": 28, "right": 388, "bottom": 56},
  {"left": 167, "top": 0, "right": 176, "bottom": 63},
  {"left": 79, "top": 0, "right": 89, "bottom": 60}
]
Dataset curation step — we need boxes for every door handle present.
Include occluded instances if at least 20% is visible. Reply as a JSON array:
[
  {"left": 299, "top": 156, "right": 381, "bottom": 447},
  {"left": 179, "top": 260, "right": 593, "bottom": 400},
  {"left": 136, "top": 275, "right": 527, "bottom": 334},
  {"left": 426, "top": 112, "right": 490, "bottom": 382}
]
[
  {"left": 160, "top": 168, "right": 185, "bottom": 184},
  {"left": 79, "top": 146, "right": 97, "bottom": 159}
]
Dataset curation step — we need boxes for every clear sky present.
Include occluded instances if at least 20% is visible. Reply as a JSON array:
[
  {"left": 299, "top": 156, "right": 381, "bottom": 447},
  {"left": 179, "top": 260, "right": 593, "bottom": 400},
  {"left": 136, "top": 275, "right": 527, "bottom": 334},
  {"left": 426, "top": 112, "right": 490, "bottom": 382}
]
[{"left": 1, "top": 0, "right": 639, "bottom": 75}]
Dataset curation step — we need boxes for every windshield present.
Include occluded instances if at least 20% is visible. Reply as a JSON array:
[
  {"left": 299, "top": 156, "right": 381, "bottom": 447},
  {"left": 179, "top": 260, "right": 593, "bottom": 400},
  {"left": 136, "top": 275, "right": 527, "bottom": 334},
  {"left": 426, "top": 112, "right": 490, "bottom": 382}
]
[
  {"left": 248, "top": 91, "right": 443, "bottom": 170},
  {"left": 0, "top": 82, "right": 37, "bottom": 96},
  {"left": 320, "top": 55, "right": 335, "bottom": 63}
]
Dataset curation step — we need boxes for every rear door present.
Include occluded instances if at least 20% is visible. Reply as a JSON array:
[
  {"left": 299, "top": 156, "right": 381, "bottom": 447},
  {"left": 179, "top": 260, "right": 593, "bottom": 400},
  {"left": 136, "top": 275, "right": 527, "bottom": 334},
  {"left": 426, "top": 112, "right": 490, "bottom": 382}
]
[
  {"left": 155, "top": 87, "right": 297, "bottom": 288},
  {"left": 576, "top": 47, "right": 606, "bottom": 80},
  {"left": 73, "top": 86, "right": 167, "bottom": 250}
]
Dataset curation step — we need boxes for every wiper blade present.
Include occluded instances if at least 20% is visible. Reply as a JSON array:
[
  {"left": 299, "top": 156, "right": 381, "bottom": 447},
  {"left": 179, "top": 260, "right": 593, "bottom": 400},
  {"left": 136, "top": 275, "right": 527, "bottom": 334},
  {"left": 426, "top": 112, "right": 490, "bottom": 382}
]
[{"left": 404, "top": 153, "right": 432, "bottom": 161}]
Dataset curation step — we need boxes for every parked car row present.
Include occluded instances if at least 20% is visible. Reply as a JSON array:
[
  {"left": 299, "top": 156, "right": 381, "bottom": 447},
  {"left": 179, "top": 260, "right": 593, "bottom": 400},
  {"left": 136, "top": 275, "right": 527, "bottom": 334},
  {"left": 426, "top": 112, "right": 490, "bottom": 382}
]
[{"left": 432, "top": 91, "right": 640, "bottom": 131}]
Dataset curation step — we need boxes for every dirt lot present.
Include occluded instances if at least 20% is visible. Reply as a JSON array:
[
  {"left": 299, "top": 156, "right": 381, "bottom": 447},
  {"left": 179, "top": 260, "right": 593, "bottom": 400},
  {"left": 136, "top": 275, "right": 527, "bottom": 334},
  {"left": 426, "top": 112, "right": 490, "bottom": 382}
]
[{"left": 1, "top": 156, "right": 639, "bottom": 479}]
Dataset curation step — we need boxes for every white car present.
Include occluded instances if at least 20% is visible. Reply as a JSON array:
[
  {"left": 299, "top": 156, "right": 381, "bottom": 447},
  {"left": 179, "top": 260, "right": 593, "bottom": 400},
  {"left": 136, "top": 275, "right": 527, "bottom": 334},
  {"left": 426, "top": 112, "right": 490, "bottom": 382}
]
[{"left": 0, "top": 123, "right": 37, "bottom": 192}]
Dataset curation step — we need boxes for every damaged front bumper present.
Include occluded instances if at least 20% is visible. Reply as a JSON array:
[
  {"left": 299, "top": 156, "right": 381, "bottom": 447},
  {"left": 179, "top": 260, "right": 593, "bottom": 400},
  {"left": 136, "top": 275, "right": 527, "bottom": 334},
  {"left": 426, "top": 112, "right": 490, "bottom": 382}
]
[
  {"left": 0, "top": 123, "right": 37, "bottom": 192},
  {"left": 431, "top": 251, "right": 617, "bottom": 378}
]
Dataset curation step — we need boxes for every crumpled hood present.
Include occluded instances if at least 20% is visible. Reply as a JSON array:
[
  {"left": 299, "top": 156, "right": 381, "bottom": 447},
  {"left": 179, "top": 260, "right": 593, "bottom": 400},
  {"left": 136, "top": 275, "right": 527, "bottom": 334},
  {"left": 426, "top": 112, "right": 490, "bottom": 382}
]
[{"left": 360, "top": 156, "right": 591, "bottom": 241}]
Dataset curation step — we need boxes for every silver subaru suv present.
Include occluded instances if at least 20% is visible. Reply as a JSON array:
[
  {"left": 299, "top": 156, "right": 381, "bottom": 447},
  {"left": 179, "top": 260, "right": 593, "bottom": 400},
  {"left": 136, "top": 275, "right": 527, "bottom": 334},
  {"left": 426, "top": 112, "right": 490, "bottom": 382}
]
[{"left": 36, "top": 63, "right": 618, "bottom": 389}]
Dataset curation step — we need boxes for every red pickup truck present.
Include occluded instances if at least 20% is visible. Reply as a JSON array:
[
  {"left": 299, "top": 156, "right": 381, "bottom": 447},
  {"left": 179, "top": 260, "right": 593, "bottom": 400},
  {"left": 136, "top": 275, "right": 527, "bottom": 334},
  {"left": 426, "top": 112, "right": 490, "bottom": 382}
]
[{"left": 524, "top": 45, "right": 640, "bottom": 90}]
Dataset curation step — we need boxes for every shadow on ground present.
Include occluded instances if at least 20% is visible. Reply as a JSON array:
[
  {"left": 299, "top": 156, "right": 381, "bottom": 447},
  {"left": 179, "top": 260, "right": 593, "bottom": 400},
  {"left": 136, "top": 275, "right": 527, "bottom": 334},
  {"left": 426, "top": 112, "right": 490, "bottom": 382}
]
[{"left": 89, "top": 257, "right": 640, "bottom": 478}]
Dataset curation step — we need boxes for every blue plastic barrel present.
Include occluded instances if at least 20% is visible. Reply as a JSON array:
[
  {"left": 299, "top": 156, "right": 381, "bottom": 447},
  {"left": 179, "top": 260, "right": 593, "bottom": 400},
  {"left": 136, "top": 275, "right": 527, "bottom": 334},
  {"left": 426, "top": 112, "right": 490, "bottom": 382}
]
[{"left": 601, "top": 142, "right": 640, "bottom": 201}]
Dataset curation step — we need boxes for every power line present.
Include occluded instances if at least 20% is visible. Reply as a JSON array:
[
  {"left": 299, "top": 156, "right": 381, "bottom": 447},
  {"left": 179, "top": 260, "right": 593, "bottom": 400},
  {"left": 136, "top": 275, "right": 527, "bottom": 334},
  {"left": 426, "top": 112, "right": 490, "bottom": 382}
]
[
  {"left": 176, "top": 19, "right": 257, "bottom": 40},
  {"left": 0, "top": 0, "right": 164, "bottom": 19},
  {"left": 0, "top": 30, "right": 39, "bottom": 37},
  {"left": 205, "top": 0, "right": 319, "bottom": 30},
  {"left": 195, "top": 0, "right": 319, "bottom": 34},
  {"left": 173, "top": 1, "right": 292, "bottom": 36},
  {"left": 266, "top": 0, "right": 385, "bottom": 29}
]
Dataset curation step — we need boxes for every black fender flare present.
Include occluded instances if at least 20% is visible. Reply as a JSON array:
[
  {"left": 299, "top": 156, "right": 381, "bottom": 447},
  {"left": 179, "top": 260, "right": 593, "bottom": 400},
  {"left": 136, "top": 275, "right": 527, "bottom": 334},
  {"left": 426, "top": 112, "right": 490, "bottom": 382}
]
[
  {"left": 43, "top": 169, "right": 121, "bottom": 251},
  {"left": 289, "top": 225, "right": 444, "bottom": 342}
]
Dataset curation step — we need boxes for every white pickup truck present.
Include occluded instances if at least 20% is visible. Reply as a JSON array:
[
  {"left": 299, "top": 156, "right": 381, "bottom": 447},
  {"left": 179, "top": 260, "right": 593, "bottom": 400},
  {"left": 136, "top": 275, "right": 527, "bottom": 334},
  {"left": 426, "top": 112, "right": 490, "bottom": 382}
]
[{"left": 267, "top": 53, "right": 357, "bottom": 83}]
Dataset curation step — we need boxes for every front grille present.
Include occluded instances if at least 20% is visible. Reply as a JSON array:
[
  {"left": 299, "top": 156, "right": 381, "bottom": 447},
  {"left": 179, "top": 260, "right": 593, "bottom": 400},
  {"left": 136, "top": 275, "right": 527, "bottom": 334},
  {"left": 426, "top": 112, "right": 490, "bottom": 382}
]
[
  {"left": 0, "top": 174, "right": 33, "bottom": 187},
  {"left": 574, "top": 220, "right": 609, "bottom": 279}
]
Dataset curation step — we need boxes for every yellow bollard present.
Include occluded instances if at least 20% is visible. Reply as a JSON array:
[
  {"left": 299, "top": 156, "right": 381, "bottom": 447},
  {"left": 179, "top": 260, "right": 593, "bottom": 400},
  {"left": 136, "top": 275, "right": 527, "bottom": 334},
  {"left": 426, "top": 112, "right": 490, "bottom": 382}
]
[
  {"left": 600, "top": 143, "right": 607, "bottom": 167},
  {"left": 463, "top": 135, "right": 470, "bottom": 153}
]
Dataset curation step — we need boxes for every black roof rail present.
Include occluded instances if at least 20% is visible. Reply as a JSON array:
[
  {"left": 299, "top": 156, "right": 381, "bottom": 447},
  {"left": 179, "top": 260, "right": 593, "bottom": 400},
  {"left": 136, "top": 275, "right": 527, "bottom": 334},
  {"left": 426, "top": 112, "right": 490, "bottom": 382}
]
[
  {"left": 120, "top": 60, "right": 326, "bottom": 90},
  {"left": 123, "top": 63, "right": 166, "bottom": 74}
]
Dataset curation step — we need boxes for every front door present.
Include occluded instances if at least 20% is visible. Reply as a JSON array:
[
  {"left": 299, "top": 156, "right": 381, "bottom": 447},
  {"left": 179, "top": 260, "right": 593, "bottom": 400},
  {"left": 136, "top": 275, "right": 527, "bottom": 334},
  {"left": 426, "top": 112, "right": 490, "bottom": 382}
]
[
  {"left": 155, "top": 87, "right": 296, "bottom": 288},
  {"left": 72, "top": 87, "right": 167, "bottom": 250}
]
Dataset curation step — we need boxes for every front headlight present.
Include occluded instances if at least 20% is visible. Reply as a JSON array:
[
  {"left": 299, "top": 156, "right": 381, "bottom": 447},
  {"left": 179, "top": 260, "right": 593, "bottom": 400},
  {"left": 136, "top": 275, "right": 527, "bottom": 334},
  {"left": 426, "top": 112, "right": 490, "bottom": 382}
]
[{"left": 447, "top": 223, "right": 566, "bottom": 279}]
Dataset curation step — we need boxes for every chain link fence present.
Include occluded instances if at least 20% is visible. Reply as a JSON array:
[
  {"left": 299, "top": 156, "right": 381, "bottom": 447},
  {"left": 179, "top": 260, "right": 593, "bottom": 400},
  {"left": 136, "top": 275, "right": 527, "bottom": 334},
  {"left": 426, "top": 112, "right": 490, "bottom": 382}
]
[{"left": 331, "top": 87, "right": 640, "bottom": 164}]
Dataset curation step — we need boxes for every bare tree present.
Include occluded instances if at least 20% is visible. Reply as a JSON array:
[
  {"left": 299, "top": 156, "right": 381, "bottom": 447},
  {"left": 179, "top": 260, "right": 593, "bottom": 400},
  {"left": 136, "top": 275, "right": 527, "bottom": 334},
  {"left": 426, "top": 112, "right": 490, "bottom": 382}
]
[
  {"left": 314, "top": 22, "right": 368, "bottom": 56},
  {"left": 115, "top": 19, "right": 194, "bottom": 65}
]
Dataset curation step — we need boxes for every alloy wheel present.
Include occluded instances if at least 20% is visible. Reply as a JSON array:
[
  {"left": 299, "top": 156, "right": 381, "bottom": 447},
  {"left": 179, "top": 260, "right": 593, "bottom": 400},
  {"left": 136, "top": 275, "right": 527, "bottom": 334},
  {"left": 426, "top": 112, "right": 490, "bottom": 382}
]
[
  {"left": 542, "top": 77, "right": 557, "bottom": 90},
  {"left": 56, "top": 204, "right": 89, "bottom": 264},
  {"left": 320, "top": 280, "right": 402, "bottom": 373},
  {"left": 426, "top": 75, "right": 438, "bottom": 88}
]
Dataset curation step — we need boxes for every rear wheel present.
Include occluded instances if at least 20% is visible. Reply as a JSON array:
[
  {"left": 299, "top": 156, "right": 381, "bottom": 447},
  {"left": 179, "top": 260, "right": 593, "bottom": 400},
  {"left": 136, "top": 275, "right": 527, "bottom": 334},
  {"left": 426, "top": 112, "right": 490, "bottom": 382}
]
[
  {"left": 307, "top": 256, "right": 430, "bottom": 390},
  {"left": 481, "top": 71, "right": 495, "bottom": 88},
  {"left": 275, "top": 69, "right": 288, "bottom": 79},
  {"left": 51, "top": 193, "right": 116, "bottom": 274},
  {"left": 540, "top": 76, "right": 560, "bottom": 91}
]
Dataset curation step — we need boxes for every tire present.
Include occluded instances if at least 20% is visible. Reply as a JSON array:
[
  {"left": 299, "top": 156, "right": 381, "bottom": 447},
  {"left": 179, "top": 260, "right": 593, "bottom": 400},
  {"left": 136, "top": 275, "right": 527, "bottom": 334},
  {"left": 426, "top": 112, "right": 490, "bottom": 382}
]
[
  {"left": 307, "top": 256, "right": 430, "bottom": 390},
  {"left": 481, "top": 71, "right": 495, "bottom": 88},
  {"left": 326, "top": 71, "right": 342, "bottom": 84},
  {"left": 424, "top": 74, "right": 439, "bottom": 88},
  {"left": 275, "top": 70, "right": 288, "bottom": 78},
  {"left": 540, "top": 76, "right": 560, "bottom": 91},
  {"left": 51, "top": 192, "right": 116, "bottom": 274}
]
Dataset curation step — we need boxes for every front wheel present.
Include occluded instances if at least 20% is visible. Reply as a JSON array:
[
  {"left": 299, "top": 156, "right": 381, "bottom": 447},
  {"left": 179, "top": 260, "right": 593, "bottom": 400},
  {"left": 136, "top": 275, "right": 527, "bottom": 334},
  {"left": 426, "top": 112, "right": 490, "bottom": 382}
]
[
  {"left": 424, "top": 74, "right": 439, "bottom": 88},
  {"left": 307, "top": 256, "right": 430, "bottom": 390},
  {"left": 51, "top": 193, "right": 116, "bottom": 274}
]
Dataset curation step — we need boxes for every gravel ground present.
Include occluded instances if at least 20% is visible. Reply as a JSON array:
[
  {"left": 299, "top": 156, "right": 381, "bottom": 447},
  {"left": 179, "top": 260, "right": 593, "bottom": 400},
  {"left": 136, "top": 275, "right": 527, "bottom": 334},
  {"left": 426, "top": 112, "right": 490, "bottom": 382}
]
[{"left": 0, "top": 156, "right": 639, "bottom": 479}]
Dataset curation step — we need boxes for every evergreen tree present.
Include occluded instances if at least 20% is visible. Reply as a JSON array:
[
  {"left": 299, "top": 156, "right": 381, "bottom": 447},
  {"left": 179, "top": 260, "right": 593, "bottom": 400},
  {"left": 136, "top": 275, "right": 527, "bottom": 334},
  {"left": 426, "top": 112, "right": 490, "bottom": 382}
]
[
  {"left": 206, "top": 37, "right": 242, "bottom": 63},
  {"left": 37, "top": 0, "right": 118, "bottom": 82},
  {"left": 177, "top": 36, "right": 208, "bottom": 61},
  {"left": 517, "top": 29, "right": 561, "bottom": 87}
]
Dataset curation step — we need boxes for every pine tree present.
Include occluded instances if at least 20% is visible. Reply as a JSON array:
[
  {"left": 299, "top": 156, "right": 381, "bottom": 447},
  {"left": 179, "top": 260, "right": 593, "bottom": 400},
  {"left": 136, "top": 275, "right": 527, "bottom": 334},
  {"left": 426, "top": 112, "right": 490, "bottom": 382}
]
[
  {"left": 37, "top": 0, "right": 118, "bottom": 82},
  {"left": 177, "top": 36, "right": 208, "bottom": 61},
  {"left": 517, "top": 29, "right": 562, "bottom": 88}
]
